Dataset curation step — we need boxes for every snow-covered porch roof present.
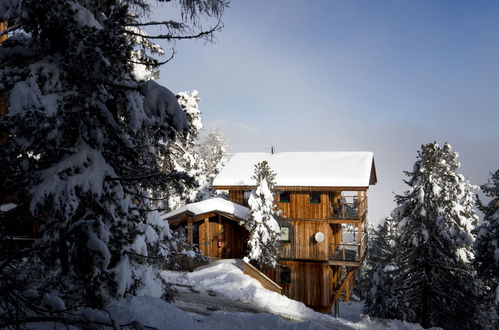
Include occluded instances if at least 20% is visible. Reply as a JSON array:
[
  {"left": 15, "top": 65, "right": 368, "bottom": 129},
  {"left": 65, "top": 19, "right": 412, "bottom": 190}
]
[
  {"left": 161, "top": 197, "right": 250, "bottom": 226},
  {"left": 212, "top": 152, "right": 377, "bottom": 189}
]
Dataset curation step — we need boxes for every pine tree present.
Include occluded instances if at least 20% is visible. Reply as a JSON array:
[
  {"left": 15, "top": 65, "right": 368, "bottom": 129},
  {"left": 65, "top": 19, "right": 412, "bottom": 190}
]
[
  {"left": 244, "top": 161, "right": 281, "bottom": 268},
  {"left": 474, "top": 170, "right": 499, "bottom": 326},
  {"left": 390, "top": 142, "right": 481, "bottom": 329},
  {"left": 363, "top": 217, "right": 398, "bottom": 318},
  {"left": 0, "top": 0, "right": 228, "bottom": 325}
]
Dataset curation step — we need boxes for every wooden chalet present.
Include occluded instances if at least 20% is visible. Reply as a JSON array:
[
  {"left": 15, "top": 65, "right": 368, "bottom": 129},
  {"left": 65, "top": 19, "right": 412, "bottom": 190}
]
[
  {"left": 211, "top": 151, "right": 377, "bottom": 313},
  {"left": 162, "top": 197, "right": 250, "bottom": 259}
]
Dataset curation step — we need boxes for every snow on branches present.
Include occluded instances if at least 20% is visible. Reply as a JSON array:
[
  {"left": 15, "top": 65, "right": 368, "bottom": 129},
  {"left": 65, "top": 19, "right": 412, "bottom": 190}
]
[
  {"left": 244, "top": 161, "right": 280, "bottom": 268},
  {"left": 389, "top": 142, "right": 481, "bottom": 329},
  {"left": 474, "top": 170, "right": 499, "bottom": 321},
  {"left": 0, "top": 2, "right": 227, "bottom": 322}
]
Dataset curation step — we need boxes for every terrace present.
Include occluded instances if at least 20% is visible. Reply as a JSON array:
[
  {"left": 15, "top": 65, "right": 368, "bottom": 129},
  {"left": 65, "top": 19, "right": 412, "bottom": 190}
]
[
  {"left": 329, "top": 232, "right": 367, "bottom": 267},
  {"left": 329, "top": 194, "right": 368, "bottom": 221}
]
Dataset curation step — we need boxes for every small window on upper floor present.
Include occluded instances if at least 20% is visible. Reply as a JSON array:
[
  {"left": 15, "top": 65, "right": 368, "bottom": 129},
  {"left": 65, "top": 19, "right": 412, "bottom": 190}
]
[
  {"left": 279, "top": 191, "right": 290, "bottom": 203},
  {"left": 309, "top": 191, "right": 321, "bottom": 204}
]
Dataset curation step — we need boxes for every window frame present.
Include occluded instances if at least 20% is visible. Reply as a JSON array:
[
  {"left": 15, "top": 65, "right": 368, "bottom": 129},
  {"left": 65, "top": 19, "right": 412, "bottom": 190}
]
[{"left": 280, "top": 225, "right": 291, "bottom": 243}]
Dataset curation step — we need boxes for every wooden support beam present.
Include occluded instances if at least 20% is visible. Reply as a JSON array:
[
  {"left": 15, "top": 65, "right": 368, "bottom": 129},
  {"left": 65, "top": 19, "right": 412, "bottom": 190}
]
[
  {"left": 187, "top": 218, "right": 193, "bottom": 249},
  {"left": 205, "top": 217, "right": 210, "bottom": 257},
  {"left": 343, "top": 272, "right": 356, "bottom": 302},
  {"left": 330, "top": 268, "right": 355, "bottom": 305}
]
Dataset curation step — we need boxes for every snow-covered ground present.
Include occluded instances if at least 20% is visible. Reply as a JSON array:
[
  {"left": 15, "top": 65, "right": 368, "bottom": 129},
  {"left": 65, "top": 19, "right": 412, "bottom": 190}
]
[
  {"left": 154, "top": 259, "right": 427, "bottom": 330},
  {"left": 31, "top": 259, "right": 428, "bottom": 329}
]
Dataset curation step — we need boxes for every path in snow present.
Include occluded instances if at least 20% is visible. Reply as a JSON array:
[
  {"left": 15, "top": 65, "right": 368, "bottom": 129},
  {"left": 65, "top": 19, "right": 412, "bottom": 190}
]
[{"left": 171, "top": 284, "right": 261, "bottom": 317}]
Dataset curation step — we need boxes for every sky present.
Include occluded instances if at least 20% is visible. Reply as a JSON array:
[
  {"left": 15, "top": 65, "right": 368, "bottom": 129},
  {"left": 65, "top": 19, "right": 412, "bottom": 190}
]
[{"left": 152, "top": 0, "right": 499, "bottom": 224}]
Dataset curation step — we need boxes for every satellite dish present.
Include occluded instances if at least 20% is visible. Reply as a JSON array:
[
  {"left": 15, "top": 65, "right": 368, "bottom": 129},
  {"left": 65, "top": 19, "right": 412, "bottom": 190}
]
[{"left": 314, "top": 232, "right": 325, "bottom": 243}]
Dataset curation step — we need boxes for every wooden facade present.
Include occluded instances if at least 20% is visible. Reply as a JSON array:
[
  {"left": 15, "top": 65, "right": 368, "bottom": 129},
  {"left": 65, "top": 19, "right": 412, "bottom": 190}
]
[
  {"left": 222, "top": 188, "right": 370, "bottom": 313},
  {"left": 175, "top": 152, "right": 377, "bottom": 314},
  {"left": 197, "top": 215, "right": 248, "bottom": 259}
]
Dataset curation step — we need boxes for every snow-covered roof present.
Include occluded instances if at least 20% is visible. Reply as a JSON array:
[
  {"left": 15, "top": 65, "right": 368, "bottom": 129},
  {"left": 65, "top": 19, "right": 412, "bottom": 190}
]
[
  {"left": 213, "top": 152, "right": 376, "bottom": 188},
  {"left": 162, "top": 197, "right": 249, "bottom": 222}
]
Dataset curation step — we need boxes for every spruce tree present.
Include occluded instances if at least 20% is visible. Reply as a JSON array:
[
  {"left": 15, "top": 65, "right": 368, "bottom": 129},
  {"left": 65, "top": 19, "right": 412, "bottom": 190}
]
[
  {"left": 0, "top": 0, "right": 228, "bottom": 325},
  {"left": 474, "top": 170, "right": 499, "bottom": 326},
  {"left": 363, "top": 217, "right": 398, "bottom": 319},
  {"left": 391, "top": 142, "right": 480, "bottom": 329},
  {"left": 244, "top": 161, "right": 281, "bottom": 268}
]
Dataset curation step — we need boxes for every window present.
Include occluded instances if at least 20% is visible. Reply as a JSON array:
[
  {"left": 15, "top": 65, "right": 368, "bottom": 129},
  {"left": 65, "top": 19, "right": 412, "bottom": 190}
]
[
  {"left": 279, "top": 265, "right": 291, "bottom": 284},
  {"left": 309, "top": 191, "right": 321, "bottom": 204},
  {"left": 280, "top": 226, "right": 291, "bottom": 242},
  {"left": 279, "top": 191, "right": 290, "bottom": 203}
]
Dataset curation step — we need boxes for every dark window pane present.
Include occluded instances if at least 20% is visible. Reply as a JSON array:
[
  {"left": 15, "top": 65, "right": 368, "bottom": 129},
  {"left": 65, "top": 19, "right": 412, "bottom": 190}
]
[
  {"left": 279, "top": 191, "right": 290, "bottom": 203},
  {"left": 310, "top": 191, "right": 321, "bottom": 204},
  {"left": 280, "top": 266, "right": 291, "bottom": 284}
]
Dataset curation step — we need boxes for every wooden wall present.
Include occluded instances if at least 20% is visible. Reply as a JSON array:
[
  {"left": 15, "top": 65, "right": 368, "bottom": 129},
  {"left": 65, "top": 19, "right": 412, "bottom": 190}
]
[
  {"left": 229, "top": 190, "right": 244, "bottom": 205},
  {"left": 228, "top": 190, "right": 343, "bottom": 220},
  {"left": 264, "top": 261, "right": 340, "bottom": 311},
  {"left": 276, "top": 191, "right": 331, "bottom": 219},
  {"left": 198, "top": 216, "right": 247, "bottom": 259},
  {"left": 279, "top": 220, "right": 332, "bottom": 260}
]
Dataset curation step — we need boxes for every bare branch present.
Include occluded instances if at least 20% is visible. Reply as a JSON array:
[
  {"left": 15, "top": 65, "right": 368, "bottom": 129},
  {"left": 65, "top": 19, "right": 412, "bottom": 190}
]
[
  {"left": 124, "top": 19, "right": 222, "bottom": 40},
  {"left": 126, "top": 20, "right": 187, "bottom": 30}
]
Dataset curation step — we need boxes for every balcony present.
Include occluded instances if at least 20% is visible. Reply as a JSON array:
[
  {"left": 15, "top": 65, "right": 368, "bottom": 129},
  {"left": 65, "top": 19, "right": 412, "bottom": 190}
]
[
  {"left": 330, "top": 196, "right": 367, "bottom": 220},
  {"left": 329, "top": 233, "right": 367, "bottom": 267}
]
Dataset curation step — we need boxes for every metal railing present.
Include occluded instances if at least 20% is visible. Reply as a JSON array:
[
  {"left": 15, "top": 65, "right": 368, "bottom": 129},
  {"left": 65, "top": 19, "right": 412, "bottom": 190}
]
[
  {"left": 330, "top": 233, "right": 367, "bottom": 262},
  {"left": 330, "top": 197, "right": 367, "bottom": 219}
]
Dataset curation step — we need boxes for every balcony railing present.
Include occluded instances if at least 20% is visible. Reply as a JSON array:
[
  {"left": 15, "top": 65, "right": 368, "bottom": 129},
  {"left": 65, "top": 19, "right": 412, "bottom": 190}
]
[
  {"left": 330, "top": 197, "right": 367, "bottom": 220},
  {"left": 330, "top": 233, "right": 367, "bottom": 263}
]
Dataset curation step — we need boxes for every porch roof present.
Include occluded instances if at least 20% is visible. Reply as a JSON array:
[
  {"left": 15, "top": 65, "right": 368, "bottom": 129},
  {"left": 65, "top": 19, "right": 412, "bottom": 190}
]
[{"left": 161, "top": 197, "right": 250, "bottom": 224}]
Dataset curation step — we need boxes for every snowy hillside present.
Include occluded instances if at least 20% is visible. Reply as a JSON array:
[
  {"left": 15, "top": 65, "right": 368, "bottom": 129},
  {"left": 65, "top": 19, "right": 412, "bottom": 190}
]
[{"left": 154, "top": 259, "right": 428, "bottom": 330}]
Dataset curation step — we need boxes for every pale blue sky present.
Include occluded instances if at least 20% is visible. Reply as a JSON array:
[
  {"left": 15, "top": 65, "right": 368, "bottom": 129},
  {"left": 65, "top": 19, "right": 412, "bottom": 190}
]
[{"left": 154, "top": 0, "right": 499, "bottom": 223}]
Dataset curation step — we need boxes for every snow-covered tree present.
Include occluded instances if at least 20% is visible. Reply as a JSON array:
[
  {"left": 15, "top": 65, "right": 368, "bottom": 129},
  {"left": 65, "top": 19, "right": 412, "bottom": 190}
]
[
  {"left": 197, "top": 128, "right": 229, "bottom": 199},
  {"left": 159, "top": 90, "right": 207, "bottom": 210},
  {"left": 0, "top": 0, "right": 227, "bottom": 326},
  {"left": 390, "top": 142, "right": 481, "bottom": 329},
  {"left": 474, "top": 170, "right": 499, "bottom": 325},
  {"left": 244, "top": 161, "right": 280, "bottom": 268},
  {"left": 363, "top": 217, "right": 398, "bottom": 319}
]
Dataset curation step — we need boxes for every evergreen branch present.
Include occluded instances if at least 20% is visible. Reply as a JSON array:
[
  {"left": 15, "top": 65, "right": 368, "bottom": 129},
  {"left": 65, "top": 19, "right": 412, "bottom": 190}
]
[
  {"left": 427, "top": 263, "right": 474, "bottom": 275},
  {"left": 109, "top": 172, "right": 164, "bottom": 181},
  {"left": 128, "top": 50, "right": 176, "bottom": 66}
]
